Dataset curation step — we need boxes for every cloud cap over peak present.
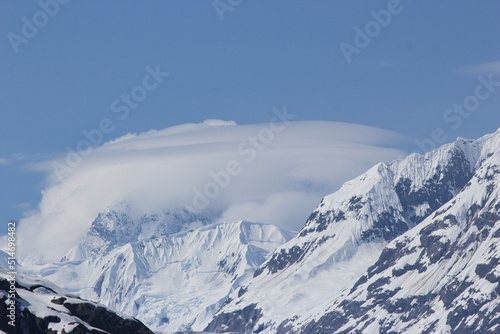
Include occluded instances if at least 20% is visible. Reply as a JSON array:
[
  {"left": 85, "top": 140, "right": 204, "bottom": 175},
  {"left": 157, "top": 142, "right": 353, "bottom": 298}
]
[{"left": 17, "top": 119, "right": 408, "bottom": 262}]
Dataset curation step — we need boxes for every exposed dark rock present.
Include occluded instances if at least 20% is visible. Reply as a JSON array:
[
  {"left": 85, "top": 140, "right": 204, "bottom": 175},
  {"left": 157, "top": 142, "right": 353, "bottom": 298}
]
[
  {"left": 367, "top": 241, "right": 414, "bottom": 278},
  {"left": 392, "top": 262, "right": 425, "bottom": 277},
  {"left": 237, "top": 286, "right": 248, "bottom": 298},
  {"left": 475, "top": 257, "right": 499, "bottom": 279},
  {"left": 317, "top": 234, "right": 333, "bottom": 246},
  {"left": 348, "top": 196, "right": 365, "bottom": 211},
  {"left": 253, "top": 266, "right": 264, "bottom": 278},
  {"left": 425, "top": 237, "right": 451, "bottom": 264},
  {"left": 367, "top": 277, "right": 391, "bottom": 292},
  {"left": 350, "top": 275, "right": 368, "bottom": 293},
  {"left": 383, "top": 294, "right": 437, "bottom": 320},
  {"left": 395, "top": 149, "right": 473, "bottom": 225},
  {"left": 474, "top": 212, "right": 500, "bottom": 231},
  {"left": 446, "top": 298, "right": 483, "bottom": 331},
  {"left": 299, "top": 310, "right": 348, "bottom": 334},
  {"left": 485, "top": 272, "right": 500, "bottom": 284},
  {"left": 93, "top": 274, "right": 105, "bottom": 295},
  {"left": 361, "top": 211, "right": 409, "bottom": 242},
  {"left": 51, "top": 297, "right": 67, "bottom": 305},
  {"left": 276, "top": 318, "right": 296, "bottom": 334},
  {"left": 218, "top": 255, "right": 241, "bottom": 275},
  {"left": 421, "top": 320, "right": 439, "bottom": 334},
  {"left": 439, "top": 279, "right": 473, "bottom": 308},
  {"left": 63, "top": 301, "right": 153, "bottom": 334},
  {"left": 204, "top": 304, "right": 262, "bottom": 333},
  {"left": 299, "top": 210, "right": 346, "bottom": 237},
  {"left": 370, "top": 287, "right": 402, "bottom": 305},
  {"left": 493, "top": 228, "right": 500, "bottom": 238},
  {"left": 259, "top": 246, "right": 305, "bottom": 275},
  {"left": 0, "top": 274, "right": 154, "bottom": 334}
]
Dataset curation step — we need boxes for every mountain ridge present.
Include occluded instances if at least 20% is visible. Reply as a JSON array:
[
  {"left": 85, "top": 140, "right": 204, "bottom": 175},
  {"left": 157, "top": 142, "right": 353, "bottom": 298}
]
[
  {"left": 27, "top": 219, "right": 294, "bottom": 332},
  {"left": 293, "top": 133, "right": 500, "bottom": 333},
  {"left": 206, "top": 128, "right": 500, "bottom": 333},
  {"left": 64, "top": 203, "right": 214, "bottom": 262}
]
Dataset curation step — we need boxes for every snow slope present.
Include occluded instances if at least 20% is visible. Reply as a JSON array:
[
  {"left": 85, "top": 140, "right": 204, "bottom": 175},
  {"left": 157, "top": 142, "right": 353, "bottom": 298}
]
[{"left": 206, "top": 128, "right": 500, "bottom": 333}]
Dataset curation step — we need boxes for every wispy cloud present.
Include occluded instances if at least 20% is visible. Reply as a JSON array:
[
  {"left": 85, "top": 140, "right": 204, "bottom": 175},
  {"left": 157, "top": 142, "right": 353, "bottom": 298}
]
[
  {"left": 457, "top": 61, "right": 500, "bottom": 75},
  {"left": 0, "top": 152, "right": 54, "bottom": 168},
  {"left": 15, "top": 120, "right": 407, "bottom": 262},
  {"left": 16, "top": 203, "right": 32, "bottom": 210}
]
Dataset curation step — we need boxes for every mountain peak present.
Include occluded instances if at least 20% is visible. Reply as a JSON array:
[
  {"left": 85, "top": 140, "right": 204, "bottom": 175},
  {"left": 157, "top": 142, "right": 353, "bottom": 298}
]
[
  {"left": 64, "top": 203, "right": 213, "bottom": 261},
  {"left": 295, "top": 139, "right": 500, "bottom": 333},
  {"left": 206, "top": 129, "right": 500, "bottom": 333}
]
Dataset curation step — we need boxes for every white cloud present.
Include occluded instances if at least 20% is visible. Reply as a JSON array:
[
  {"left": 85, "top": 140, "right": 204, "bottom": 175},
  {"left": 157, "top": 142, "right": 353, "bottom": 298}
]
[
  {"left": 220, "top": 191, "right": 320, "bottom": 232},
  {"left": 202, "top": 119, "right": 237, "bottom": 126},
  {"left": 0, "top": 158, "right": 8, "bottom": 165},
  {"left": 15, "top": 119, "right": 408, "bottom": 263}
]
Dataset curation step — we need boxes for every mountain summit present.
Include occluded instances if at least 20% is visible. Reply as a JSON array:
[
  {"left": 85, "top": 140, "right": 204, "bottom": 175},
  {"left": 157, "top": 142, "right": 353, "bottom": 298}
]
[{"left": 207, "top": 129, "right": 500, "bottom": 333}]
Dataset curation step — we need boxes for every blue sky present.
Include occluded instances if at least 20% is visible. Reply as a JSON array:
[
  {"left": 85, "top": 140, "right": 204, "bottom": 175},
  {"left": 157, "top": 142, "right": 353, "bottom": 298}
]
[{"left": 1, "top": 0, "right": 500, "bottom": 232}]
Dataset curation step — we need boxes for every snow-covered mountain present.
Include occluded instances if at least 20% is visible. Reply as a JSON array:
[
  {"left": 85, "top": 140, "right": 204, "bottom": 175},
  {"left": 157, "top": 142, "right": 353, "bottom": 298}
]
[
  {"left": 293, "top": 130, "right": 500, "bottom": 333},
  {"left": 206, "top": 129, "right": 500, "bottom": 333},
  {"left": 0, "top": 267, "right": 153, "bottom": 334},
  {"left": 17, "top": 127, "right": 500, "bottom": 334},
  {"left": 28, "top": 216, "right": 293, "bottom": 332}
]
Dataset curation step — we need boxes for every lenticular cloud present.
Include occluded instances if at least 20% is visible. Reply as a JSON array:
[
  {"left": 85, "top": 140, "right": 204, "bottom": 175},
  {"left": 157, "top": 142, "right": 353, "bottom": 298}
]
[{"left": 16, "top": 119, "right": 407, "bottom": 262}]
